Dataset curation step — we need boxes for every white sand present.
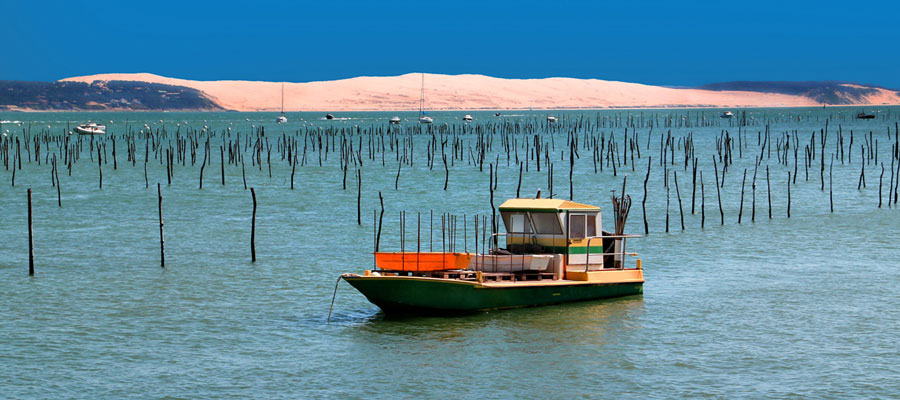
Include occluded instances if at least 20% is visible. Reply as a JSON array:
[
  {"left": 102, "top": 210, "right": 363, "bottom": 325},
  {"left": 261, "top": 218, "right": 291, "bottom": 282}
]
[{"left": 60, "top": 73, "right": 900, "bottom": 112}]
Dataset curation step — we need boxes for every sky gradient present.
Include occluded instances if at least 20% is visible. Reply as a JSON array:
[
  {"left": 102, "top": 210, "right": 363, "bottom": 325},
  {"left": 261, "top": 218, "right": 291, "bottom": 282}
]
[{"left": 2, "top": 0, "right": 898, "bottom": 88}]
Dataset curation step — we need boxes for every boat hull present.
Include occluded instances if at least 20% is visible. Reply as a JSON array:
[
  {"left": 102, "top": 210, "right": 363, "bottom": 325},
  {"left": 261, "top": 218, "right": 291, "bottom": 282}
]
[{"left": 343, "top": 275, "right": 642, "bottom": 314}]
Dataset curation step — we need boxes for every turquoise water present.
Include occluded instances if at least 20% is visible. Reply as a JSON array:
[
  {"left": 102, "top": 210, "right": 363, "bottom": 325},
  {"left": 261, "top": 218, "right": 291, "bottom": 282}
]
[{"left": 1, "top": 108, "right": 899, "bottom": 398}]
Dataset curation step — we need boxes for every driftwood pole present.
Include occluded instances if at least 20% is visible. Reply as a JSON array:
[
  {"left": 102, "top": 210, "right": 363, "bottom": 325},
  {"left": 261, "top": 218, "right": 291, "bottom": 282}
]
[
  {"left": 250, "top": 187, "right": 257, "bottom": 262},
  {"left": 767, "top": 166, "right": 772, "bottom": 219},
  {"left": 751, "top": 164, "right": 757, "bottom": 222},
  {"left": 738, "top": 169, "right": 746, "bottom": 224},
  {"left": 829, "top": 155, "right": 834, "bottom": 213},
  {"left": 879, "top": 163, "right": 885, "bottom": 208},
  {"left": 53, "top": 155, "right": 61, "bottom": 207},
  {"left": 157, "top": 183, "right": 164, "bottom": 268},
  {"left": 375, "top": 191, "right": 384, "bottom": 252},
  {"left": 357, "top": 169, "right": 362, "bottom": 225},
  {"left": 700, "top": 171, "right": 706, "bottom": 228},
  {"left": 27, "top": 188, "right": 34, "bottom": 275},
  {"left": 97, "top": 147, "right": 103, "bottom": 189},
  {"left": 713, "top": 157, "right": 724, "bottom": 225},
  {"left": 691, "top": 158, "right": 698, "bottom": 214},
  {"left": 674, "top": 170, "right": 685, "bottom": 230},
  {"left": 643, "top": 158, "right": 650, "bottom": 234},
  {"left": 787, "top": 172, "right": 792, "bottom": 218}
]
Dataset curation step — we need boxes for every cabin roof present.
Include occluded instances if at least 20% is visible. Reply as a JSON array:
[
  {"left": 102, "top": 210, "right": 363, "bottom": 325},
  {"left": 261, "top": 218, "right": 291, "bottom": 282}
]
[{"left": 498, "top": 198, "right": 601, "bottom": 212}]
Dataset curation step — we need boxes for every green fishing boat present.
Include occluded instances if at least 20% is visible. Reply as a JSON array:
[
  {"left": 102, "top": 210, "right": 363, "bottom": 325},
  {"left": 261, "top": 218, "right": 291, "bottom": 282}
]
[{"left": 341, "top": 196, "right": 643, "bottom": 314}]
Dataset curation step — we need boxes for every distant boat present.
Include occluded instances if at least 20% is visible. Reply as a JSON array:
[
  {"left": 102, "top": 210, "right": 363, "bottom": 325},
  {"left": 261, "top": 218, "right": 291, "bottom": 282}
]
[
  {"left": 721, "top": 111, "right": 734, "bottom": 119},
  {"left": 276, "top": 83, "right": 287, "bottom": 124},
  {"left": 389, "top": 116, "right": 401, "bottom": 124},
  {"left": 325, "top": 114, "right": 335, "bottom": 120},
  {"left": 857, "top": 111, "right": 876, "bottom": 119},
  {"left": 495, "top": 112, "right": 502, "bottom": 117},
  {"left": 546, "top": 116, "right": 557, "bottom": 123},
  {"left": 74, "top": 122, "right": 106, "bottom": 135},
  {"left": 463, "top": 114, "right": 473, "bottom": 122},
  {"left": 418, "top": 73, "right": 433, "bottom": 124}
]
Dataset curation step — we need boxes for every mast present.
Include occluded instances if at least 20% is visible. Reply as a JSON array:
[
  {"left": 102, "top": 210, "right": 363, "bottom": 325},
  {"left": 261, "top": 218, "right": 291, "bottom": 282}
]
[
  {"left": 419, "top": 73, "right": 425, "bottom": 117},
  {"left": 281, "top": 83, "right": 285, "bottom": 115}
]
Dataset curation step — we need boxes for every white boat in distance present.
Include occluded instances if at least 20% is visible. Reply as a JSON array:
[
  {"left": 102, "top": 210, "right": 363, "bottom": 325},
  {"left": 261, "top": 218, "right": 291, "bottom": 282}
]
[
  {"left": 547, "top": 116, "right": 558, "bottom": 123},
  {"left": 721, "top": 111, "right": 734, "bottom": 118},
  {"left": 276, "top": 83, "right": 287, "bottom": 124},
  {"left": 74, "top": 123, "right": 106, "bottom": 135},
  {"left": 418, "top": 73, "right": 433, "bottom": 124},
  {"left": 463, "top": 114, "right": 473, "bottom": 121},
  {"left": 389, "top": 116, "right": 401, "bottom": 124}
]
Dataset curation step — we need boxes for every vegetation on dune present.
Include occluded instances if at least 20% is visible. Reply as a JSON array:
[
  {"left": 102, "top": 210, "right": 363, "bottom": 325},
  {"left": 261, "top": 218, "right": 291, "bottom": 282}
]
[
  {"left": 0, "top": 80, "right": 223, "bottom": 111},
  {"left": 697, "top": 81, "right": 894, "bottom": 105}
]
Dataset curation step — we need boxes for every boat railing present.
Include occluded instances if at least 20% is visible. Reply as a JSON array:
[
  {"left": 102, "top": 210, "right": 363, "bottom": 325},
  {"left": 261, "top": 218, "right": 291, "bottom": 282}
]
[{"left": 584, "top": 234, "right": 641, "bottom": 272}]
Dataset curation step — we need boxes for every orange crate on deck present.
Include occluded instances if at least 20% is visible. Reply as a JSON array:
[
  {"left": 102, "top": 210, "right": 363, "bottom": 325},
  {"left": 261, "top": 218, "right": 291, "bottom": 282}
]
[{"left": 374, "top": 252, "right": 472, "bottom": 272}]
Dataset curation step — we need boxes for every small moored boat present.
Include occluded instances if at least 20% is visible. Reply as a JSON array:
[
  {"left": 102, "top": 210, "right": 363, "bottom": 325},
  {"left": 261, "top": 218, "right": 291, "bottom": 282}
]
[
  {"left": 339, "top": 196, "right": 644, "bottom": 315},
  {"left": 857, "top": 111, "right": 875, "bottom": 119},
  {"left": 325, "top": 114, "right": 335, "bottom": 120},
  {"left": 547, "top": 115, "right": 557, "bottom": 123},
  {"left": 74, "top": 123, "right": 106, "bottom": 135},
  {"left": 276, "top": 83, "right": 288, "bottom": 123},
  {"left": 389, "top": 116, "right": 401, "bottom": 124},
  {"left": 721, "top": 111, "right": 734, "bottom": 118},
  {"left": 418, "top": 73, "right": 433, "bottom": 124},
  {"left": 463, "top": 114, "right": 473, "bottom": 122}
]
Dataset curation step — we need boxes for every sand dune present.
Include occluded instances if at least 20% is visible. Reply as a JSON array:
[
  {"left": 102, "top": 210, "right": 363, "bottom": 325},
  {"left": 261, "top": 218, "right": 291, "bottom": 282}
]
[{"left": 60, "top": 73, "right": 900, "bottom": 112}]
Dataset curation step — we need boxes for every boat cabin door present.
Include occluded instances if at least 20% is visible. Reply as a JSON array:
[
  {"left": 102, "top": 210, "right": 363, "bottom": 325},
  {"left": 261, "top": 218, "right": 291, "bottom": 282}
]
[{"left": 566, "top": 212, "right": 603, "bottom": 269}]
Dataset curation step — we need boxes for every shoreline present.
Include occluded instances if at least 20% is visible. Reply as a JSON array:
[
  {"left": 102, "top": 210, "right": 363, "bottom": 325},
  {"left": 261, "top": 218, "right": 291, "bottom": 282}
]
[{"left": 3, "top": 104, "right": 898, "bottom": 113}]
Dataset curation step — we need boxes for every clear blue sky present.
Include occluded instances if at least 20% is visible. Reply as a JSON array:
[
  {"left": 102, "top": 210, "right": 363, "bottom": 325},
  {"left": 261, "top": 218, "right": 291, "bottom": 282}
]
[{"left": 2, "top": 0, "right": 898, "bottom": 87}]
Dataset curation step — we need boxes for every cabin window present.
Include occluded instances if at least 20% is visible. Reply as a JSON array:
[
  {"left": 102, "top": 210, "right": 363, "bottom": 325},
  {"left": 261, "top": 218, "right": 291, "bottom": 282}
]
[
  {"left": 586, "top": 214, "right": 597, "bottom": 237},
  {"left": 502, "top": 212, "right": 533, "bottom": 234},
  {"left": 568, "top": 213, "right": 598, "bottom": 239},
  {"left": 532, "top": 213, "right": 563, "bottom": 235},
  {"left": 569, "top": 215, "right": 586, "bottom": 239},
  {"left": 510, "top": 213, "right": 531, "bottom": 234}
]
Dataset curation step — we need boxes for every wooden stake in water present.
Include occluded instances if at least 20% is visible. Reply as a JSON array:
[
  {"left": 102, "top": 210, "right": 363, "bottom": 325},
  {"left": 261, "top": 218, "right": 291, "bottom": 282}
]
[
  {"left": 27, "top": 188, "right": 34, "bottom": 276},
  {"left": 357, "top": 169, "right": 362, "bottom": 225},
  {"left": 251, "top": 187, "right": 257, "bottom": 262},
  {"left": 643, "top": 158, "right": 650, "bottom": 234},
  {"left": 157, "top": 183, "right": 164, "bottom": 268}
]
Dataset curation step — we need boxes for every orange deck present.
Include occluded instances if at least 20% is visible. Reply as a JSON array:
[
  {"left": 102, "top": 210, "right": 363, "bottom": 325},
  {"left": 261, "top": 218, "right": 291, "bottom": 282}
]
[{"left": 374, "top": 252, "right": 472, "bottom": 272}]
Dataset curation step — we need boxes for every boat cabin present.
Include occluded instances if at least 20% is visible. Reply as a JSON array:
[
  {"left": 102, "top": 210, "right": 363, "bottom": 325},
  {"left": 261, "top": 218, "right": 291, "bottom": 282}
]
[{"left": 498, "top": 198, "right": 629, "bottom": 271}]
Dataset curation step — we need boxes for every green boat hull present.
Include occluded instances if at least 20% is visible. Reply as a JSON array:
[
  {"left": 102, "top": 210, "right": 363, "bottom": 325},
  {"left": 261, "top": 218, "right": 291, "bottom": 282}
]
[{"left": 343, "top": 276, "right": 643, "bottom": 314}]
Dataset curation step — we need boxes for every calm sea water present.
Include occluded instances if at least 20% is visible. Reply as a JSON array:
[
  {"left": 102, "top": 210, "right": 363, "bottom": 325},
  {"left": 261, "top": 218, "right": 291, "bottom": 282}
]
[{"left": 1, "top": 108, "right": 899, "bottom": 398}]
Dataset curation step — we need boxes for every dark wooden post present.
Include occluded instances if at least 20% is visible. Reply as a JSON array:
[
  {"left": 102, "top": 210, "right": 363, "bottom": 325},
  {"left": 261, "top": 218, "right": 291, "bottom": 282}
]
[
  {"left": 27, "top": 188, "right": 34, "bottom": 275},
  {"left": 767, "top": 166, "right": 772, "bottom": 219},
  {"left": 787, "top": 172, "right": 792, "bottom": 218},
  {"left": 700, "top": 170, "right": 706, "bottom": 228},
  {"left": 713, "top": 157, "right": 724, "bottom": 225},
  {"left": 643, "top": 158, "right": 650, "bottom": 234},
  {"left": 250, "top": 187, "right": 257, "bottom": 262},
  {"left": 357, "top": 169, "right": 362, "bottom": 225},
  {"left": 157, "top": 183, "right": 164, "bottom": 268},
  {"left": 738, "top": 168, "right": 747, "bottom": 224},
  {"left": 674, "top": 170, "right": 684, "bottom": 230}
]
